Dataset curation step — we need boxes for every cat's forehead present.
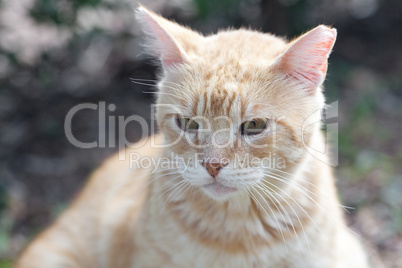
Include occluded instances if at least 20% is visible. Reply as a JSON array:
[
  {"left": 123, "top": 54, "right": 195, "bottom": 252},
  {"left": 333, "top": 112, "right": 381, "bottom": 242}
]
[
  {"left": 164, "top": 63, "right": 277, "bottom": 119},
  {"left": 162, "top": 31, "right": 290, "bottom": 117},
  {"left": 202, "top": 30, "right": 287, "bottom": 64},
  {"left": 184, "top": 72, "right": 269, "bottom": 119}
]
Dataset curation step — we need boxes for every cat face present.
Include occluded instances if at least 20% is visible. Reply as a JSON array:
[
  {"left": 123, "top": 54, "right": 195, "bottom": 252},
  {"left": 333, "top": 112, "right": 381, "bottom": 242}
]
[
  {"left": 136, "top": 7, "right": 336, "bottom": 200},
  {"left": 156, "top": 64, "right": 316, "bottom": 200}
]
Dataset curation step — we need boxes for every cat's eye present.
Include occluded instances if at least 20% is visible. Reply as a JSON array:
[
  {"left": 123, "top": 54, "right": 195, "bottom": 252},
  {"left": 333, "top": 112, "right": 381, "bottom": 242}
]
[
  {"left": 176, "top": 116, "right": 199, "bottom": 132},
  {"left": 240, "top": 118, "right": 268, "bottom": 135}
]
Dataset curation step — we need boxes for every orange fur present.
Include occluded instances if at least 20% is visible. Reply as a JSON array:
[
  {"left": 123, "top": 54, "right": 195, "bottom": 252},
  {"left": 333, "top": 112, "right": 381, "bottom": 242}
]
[{"left": 14, "top": 7, "right": 369, "bottom": 268}]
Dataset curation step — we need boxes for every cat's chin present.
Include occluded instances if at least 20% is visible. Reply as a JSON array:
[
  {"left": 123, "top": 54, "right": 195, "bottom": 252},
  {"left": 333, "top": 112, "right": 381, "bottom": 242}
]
[{"left": 201, "top": 182, "right": 238, "bottom": 200}]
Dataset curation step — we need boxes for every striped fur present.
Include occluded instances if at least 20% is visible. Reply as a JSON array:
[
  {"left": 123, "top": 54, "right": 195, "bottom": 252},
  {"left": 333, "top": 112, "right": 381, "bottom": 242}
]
[{"left": 14, "top": 7, "right": 369, "bottom": 268}]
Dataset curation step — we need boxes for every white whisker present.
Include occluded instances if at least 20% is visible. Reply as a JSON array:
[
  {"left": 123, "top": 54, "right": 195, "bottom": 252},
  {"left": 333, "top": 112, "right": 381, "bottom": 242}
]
[
  {"left": 260, "top": 181, "right": 312, "bottom": 254},
  {"left": 265, "top": 169, "right": 353, "bottom": 212},
  {"left": 255, "top": 183, "right": 298, "bottom": 242},
  {"left": 161, "top": 180, "right": 189, "bottom": 211},
  {"left": 264, "top": 176, "right": 322, "bottom": 234},
  {"left": 262, "top": 171, "right": 358, "bottom": 235},
  {"left": 249, "top": 183, "right": 288, "bottom": 251}
]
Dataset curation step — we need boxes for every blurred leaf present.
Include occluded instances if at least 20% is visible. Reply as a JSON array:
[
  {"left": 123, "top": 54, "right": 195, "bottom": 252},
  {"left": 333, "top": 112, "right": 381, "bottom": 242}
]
[
  {"left": 0, "top": 219, "right": 11, "bottom": 257},
  {"left": 0, "top": 183, "right": 6, "bottom": 214},
  {"left": 0, "top": 260, "right": 11, "bottom": 268},
  {"left": 194, "top": 0, "right": 242, "bottom": 19},
  {"left": 75, "top": 0, "right": 103, "bottom": 6},
  {"left": 338, "top": 131, "right": 357, "bottom": 161},
  {"left": 0, "top": 232, "right": 10, "bottom": 257},
  {"left": 51, "top": 203, "right": 68, "bottom": 218},
  {"left": 352, "top": 95, "right": 375, "bottom": 122},
  {"left": 29, "top": 0, "right": 103, "bottom": 26},
  {"left": 30, "top": 0, "right": 74, "bottom": 25}
]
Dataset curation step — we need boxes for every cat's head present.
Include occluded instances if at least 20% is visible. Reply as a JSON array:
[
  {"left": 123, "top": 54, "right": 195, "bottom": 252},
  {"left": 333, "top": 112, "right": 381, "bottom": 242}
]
[{"left": 136, "top": 7, "right": 336, "bottom": 201}]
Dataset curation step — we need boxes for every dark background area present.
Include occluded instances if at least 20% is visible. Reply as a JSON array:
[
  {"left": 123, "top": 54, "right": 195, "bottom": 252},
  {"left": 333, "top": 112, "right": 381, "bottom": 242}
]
[{"left": 0, "top": 0, "right": 401, "bottom": 267}]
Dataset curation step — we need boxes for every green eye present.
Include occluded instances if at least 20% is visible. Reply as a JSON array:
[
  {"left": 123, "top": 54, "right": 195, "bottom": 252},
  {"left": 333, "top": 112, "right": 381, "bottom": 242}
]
[
  {"left": 240, "top": 118, "right": 268, "bottom": 135},
  {"left": 176, "top": 116, "right": 199, "bottom": 132}
]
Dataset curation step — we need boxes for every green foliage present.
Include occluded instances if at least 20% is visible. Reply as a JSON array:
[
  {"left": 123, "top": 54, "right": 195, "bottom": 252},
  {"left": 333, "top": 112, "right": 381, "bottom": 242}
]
[
  {"left": 30, "top": 0, "right": 103, "bottom": 26},
  {"left": 0, "top": 0, "right": 400, "bottom": 265},
  {"left": 0, "top": 216, "right": 11, "bottom": 262},
  {"left": 0, "top": 184, "right": 6, "bottom": 215},
  {"left": 0, "top": 260, "right": 11, "bottom": 268},
  {"left": 194, "top": 0, "right": 242, "bottom": 19}
]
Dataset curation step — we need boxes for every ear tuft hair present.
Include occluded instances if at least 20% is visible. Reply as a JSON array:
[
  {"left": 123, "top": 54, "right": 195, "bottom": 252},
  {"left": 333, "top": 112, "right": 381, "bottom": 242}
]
[
  {"left": 135, "top": 6, "right": 187, "bottom": 68},
  {"left": 272, "top": 25, "right": 337, "bottom": 94}
]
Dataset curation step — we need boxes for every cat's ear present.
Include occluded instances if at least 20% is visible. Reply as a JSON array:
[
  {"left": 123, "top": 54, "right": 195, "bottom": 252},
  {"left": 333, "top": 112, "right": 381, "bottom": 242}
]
[
  {"left": 272, "top": 25, "right": 337, "bottom": 94},
  {"left": 135, "top": 6, "right": 200, "bottom": 69}
]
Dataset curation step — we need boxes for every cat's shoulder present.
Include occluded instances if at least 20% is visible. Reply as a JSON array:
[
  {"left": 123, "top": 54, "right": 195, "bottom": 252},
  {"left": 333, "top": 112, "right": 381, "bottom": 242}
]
[{"left": 75, "top": 134, "right": 164, "bottom": 202}]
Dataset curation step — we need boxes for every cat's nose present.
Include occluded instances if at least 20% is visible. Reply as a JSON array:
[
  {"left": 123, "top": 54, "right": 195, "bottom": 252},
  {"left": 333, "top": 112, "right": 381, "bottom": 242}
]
[{"left": 202, "top": 161, "right": 228, "bottom": 178}]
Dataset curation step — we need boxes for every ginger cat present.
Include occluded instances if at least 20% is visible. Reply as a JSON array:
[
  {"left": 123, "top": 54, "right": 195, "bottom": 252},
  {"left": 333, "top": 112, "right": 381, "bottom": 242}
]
[{"left": 15, "top": 6, "right": 369, "bottom": 268}]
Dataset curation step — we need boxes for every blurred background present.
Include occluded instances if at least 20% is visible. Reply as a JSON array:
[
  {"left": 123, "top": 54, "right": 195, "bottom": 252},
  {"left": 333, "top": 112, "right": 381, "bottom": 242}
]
[{"left": 0, "top": 0, "right": 401, "bottom": 267}]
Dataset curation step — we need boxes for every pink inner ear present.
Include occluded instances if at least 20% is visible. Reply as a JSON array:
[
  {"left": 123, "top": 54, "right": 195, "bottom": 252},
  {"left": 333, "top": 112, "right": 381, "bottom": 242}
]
[
  {"left": 136, "top": 7, "right": 185, "bottom": 68},
  {"left": 275, "top": 26, "right": 337, "bottom": 92},
  {"left": 146, "top": 19, "right": 184, "bottom": 67}
]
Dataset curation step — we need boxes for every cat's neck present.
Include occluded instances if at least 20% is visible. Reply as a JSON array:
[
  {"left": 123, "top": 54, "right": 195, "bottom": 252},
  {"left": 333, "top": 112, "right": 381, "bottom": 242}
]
[{"left": 145, "top": 142, "right": 338, "bottom": 254}]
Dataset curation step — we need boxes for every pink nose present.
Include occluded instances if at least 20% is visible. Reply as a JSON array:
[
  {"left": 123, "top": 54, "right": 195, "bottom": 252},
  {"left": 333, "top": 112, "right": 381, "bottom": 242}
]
[{"left": 202, "top": 162, "right": 228, "bottom": 177}]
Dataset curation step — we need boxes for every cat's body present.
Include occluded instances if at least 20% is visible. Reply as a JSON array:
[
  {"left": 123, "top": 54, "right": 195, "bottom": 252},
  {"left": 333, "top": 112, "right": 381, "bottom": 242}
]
[{"left": 15, "top": 7, "right": 369, "bottom": 268}]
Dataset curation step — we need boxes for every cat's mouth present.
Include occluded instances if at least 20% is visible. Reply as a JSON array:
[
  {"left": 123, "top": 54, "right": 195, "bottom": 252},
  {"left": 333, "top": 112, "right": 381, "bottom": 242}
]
[{"left": 202, "top": 182, "right": 238, "bottom": 199}]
